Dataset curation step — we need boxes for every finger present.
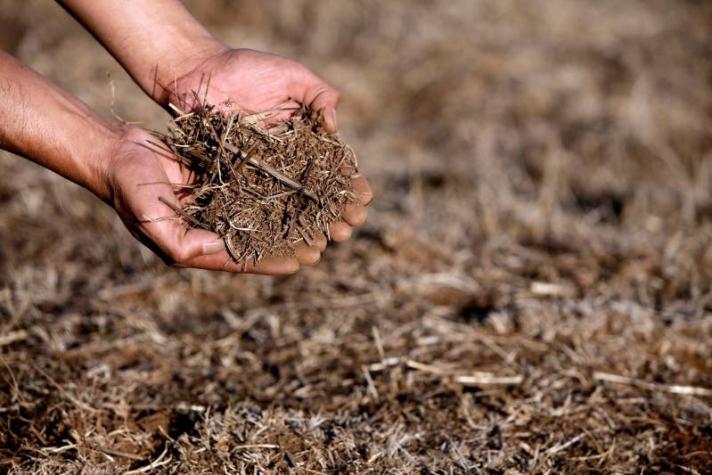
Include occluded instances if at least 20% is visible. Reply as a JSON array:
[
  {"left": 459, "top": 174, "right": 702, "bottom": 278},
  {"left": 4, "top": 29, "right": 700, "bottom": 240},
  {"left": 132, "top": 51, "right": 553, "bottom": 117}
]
[
  {"left": 139, "top": 198, "right": 220, "bottom": 263},
  {"left": 328, "top": 221, "right": 352, "bottom": 242},
  {"left": 350, "top": 175, "right": 374, "bottom": 206},
  {"left": 339, "top": 163, "right": 373, "bottom": 206},
  {"left": 116, "top": 141, "right": 300, "bottom": 275},
  {"left": 177, "top": 232, "right": 300, "bottom": 274},
  {"left": 311, "top": 232, "right": 327, "bottom": 251},
  {"left": 294, "top": 73, "right": 340, "bottom": 133},
  {"left": 142, "top": 197, "right": 300, "bottom": 274},
  {"left": 294, "top": 241, "right": 321, "bottom": 266},
  {"left": 245, "top": 255, "right": 300, "bottom": 274},
  {"left": 185, "top": 249, "right": 300, "bottom": 275},
  {"left": 342, "top": 203, "right": 368, "bottom": 227}
]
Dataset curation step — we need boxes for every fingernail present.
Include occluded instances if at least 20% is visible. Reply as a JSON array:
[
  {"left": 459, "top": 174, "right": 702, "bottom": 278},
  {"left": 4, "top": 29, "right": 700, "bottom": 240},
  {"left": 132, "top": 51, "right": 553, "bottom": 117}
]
[{"left": 202, "top": 240, "right": 224, "bottom": 256}]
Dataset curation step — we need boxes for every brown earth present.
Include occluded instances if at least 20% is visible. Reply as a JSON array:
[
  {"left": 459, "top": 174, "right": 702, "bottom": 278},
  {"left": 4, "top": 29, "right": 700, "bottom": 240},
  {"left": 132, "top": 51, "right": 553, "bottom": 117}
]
[{"left": 0, "top": 1, "right": 711, "bottom": 473}]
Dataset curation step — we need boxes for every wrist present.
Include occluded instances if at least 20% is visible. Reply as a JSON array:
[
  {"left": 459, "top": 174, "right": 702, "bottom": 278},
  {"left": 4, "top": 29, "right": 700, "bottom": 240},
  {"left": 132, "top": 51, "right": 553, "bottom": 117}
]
[
  {"left": 0, "top": 49, "right": 126, "bottom": 204},
  {"left": 150, "top": 35, "right": 228, "bottom": 106},
  {"left": 69, "top": 116, "right": 128, "bottom": 203},
  {"left": 59, "top": 0, "right": 229, "bottom": 108}
]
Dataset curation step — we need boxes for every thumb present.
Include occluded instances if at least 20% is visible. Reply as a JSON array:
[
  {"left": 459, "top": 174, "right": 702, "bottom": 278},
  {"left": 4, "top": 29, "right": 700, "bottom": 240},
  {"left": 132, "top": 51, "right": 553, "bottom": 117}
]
[
  {"left": 300, "top": 78, "right": 341, "bottom": 134},
  {"left": 138, "top": 196, "right": 218, "bottom": 264}
]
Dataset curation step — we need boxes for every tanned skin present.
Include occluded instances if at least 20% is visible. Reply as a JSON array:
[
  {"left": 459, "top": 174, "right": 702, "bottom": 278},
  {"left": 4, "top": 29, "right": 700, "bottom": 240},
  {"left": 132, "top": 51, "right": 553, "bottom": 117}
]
[{"left": 0, "top": 1, "right": 372, "bottom": 274}]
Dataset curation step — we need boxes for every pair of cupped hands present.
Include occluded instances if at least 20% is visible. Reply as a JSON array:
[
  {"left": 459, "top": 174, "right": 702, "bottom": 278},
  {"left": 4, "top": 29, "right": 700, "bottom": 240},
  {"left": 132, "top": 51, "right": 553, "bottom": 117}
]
[{"left": 114, "top": 47, "right": 372, "bottom": 275}]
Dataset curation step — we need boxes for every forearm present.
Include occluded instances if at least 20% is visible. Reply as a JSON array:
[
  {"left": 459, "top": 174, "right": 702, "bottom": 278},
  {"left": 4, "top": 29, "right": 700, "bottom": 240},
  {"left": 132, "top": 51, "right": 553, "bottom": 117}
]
[
  {"left": 57, "top": 0, "right": 226, "bottom": 105},
  {"left": 0, "top": 49, "right": 120, "bottom": 201}
]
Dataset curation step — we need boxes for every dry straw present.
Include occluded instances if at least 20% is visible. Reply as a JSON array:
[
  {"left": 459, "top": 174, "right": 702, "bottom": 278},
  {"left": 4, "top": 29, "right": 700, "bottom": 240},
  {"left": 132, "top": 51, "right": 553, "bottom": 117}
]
[{"left": 157, "top": 102, "right": 358, "bottom": 264}]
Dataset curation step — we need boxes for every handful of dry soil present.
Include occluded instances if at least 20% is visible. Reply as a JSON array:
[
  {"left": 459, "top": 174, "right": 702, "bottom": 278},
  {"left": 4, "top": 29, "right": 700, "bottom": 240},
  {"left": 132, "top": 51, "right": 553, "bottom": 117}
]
[{"left": 158, "top": 104, "right": 358, "bottom": 265}]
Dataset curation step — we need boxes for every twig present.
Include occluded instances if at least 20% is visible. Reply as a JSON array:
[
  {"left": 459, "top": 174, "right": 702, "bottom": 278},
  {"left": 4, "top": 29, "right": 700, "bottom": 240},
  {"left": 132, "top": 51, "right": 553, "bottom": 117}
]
[
  {"left": 99, "top": 448, "right": 144, "bottom": 461},
  {"left": 546, "top": 434, "right": 585, "bottom": 455},
  {"left": 0, "top": 329, "right": 28, "bottom": 347},
  {"left": 362, "top": 366, "right": 380, "bottom": 399},
  {"left": 124, "top": 446, "right": 171, "bottom": 474},
  {"left": 455, "top": 374, "right": 524, "bottom": 386},
  {"left": 233, "top": 444, "right": 281, "bottom": 450},
  {"left": 34, "top": 366, "right": 98, "bottom": 413},
  {"left": 593, "top": 372, "right": 712, "bottom": 397},
  {"left": 406, "top": 359, "right": 447, "bottom": 375},
  {"left": 168, "top": 102, "right": 186, "bottom": 116},
  {"left": 405, "top": 359, "right": 523, "bottom": 386},
  {"left": 224, "top": 143, "right": 317, "bottom": 200},
  {"left": 158, "top": 196, "right": 208, "bottom": 229}
]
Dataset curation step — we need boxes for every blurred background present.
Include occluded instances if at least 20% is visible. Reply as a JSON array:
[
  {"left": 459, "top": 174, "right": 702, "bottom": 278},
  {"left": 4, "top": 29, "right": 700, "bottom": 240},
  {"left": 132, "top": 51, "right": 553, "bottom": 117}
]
[{"left": 1, "top": 1, "right": 711, "bottom": 472}]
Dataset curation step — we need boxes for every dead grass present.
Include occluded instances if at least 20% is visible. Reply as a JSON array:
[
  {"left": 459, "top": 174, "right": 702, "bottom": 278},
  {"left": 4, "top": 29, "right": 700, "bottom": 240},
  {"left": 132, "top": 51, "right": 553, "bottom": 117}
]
[
  {"left": 1, "top": 0, "right": 711, "bottom": 473},
  {"left": 158, "top": 104, "right": 356, "bottom": 263}
]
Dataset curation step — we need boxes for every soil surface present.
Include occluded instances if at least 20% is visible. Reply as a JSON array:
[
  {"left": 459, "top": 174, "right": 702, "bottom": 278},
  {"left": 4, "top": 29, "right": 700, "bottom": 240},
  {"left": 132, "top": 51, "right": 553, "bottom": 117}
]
[{"left": 1, "top": 1, "right": 711, "bottom": 473}]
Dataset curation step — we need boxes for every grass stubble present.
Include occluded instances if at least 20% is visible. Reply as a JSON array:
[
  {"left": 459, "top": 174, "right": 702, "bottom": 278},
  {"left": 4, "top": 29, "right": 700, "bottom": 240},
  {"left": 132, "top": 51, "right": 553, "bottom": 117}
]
[
  {"left": 157, "top": 100, "right": 358, "bottom": 266},
  {"left": 2, "top": 0, "right": 712, "bottom": 473}
]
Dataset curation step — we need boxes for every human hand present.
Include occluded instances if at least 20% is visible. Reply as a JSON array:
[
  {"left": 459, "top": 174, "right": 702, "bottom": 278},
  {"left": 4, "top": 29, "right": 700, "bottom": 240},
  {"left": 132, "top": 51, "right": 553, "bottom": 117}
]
[
  {"left": 162, "top": 47, "right": 373, "bottom": 243},
  {"left": 106, "top": 126, "right": 324, "bottom": 274},
  {"left": 55, "top": 0, "right": 372, "bottom": 256}
]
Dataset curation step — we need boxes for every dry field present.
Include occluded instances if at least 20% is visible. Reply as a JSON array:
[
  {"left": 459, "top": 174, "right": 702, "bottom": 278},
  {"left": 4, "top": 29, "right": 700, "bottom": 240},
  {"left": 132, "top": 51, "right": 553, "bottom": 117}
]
[{"left": 1, "top": 1, "right": 712, "bottom": 473}]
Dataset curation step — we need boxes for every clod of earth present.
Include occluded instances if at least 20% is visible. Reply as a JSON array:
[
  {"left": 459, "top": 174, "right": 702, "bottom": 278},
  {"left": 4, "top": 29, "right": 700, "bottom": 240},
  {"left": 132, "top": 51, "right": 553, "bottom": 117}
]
[{"left": 157, "top": 103, "right": 358, "bottom": 265}]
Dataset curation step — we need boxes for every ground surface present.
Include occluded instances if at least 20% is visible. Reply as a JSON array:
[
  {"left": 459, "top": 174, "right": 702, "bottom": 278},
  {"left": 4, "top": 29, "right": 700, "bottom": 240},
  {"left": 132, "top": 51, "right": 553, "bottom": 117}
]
[{"left": 1, "top": 1, "right": 711, "bottom": 473}]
